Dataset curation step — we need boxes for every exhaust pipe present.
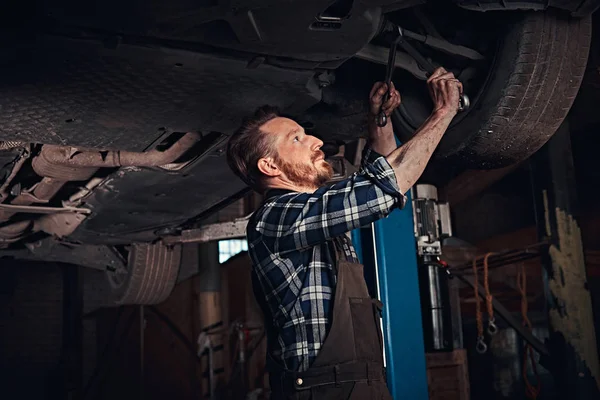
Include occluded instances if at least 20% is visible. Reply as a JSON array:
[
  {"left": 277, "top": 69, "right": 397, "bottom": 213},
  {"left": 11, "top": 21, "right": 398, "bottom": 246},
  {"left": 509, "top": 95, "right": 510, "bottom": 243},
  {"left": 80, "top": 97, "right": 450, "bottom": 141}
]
[
  {"left": 0, "top": 177, "right": 68, "bottom": 221},
  {"left": 0, "top": 132, "right": 203, "bottom": 240},
  {"left": 0, "top": 220, "right": 33, "bottom": 244},
  {"left": 34, "top": 132, "right": 201, "bottom": 169}
]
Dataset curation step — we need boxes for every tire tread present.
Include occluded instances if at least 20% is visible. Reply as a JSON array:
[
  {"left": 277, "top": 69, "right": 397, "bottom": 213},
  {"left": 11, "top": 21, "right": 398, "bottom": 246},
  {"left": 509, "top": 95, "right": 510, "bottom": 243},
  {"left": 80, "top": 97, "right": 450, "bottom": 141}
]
[
  {"left": 454, "top": 11, "right": 591, "bottom": 167},
  {"left": 112, "top": 242, "right": 182, "bottom": 305}
]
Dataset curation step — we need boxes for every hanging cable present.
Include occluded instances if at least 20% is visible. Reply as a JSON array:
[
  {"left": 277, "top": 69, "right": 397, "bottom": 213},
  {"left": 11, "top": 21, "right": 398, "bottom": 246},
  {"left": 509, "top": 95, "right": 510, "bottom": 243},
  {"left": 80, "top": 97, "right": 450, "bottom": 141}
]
[
  {"left": 483, "top": 253, "right": 498, "bottom": 335},
  {"left": 517, "top": 264, "right": 542, "bottom": 399},
  {"left": 453, "top": 242, "right": 548, "bottom": 272},
  {"left": 473, "top": 257, "right": 487, "bottom": 353}
]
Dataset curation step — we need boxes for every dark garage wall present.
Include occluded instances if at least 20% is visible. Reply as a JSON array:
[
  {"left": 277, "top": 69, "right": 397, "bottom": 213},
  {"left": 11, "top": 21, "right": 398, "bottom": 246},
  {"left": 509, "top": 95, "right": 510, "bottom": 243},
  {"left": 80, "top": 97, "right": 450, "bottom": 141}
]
[
  {"left": 0, "top": 260, "right": 108, "bottom": 400},
  {"left": 0, "top": 260, "right": 64, "bottom": 399}
]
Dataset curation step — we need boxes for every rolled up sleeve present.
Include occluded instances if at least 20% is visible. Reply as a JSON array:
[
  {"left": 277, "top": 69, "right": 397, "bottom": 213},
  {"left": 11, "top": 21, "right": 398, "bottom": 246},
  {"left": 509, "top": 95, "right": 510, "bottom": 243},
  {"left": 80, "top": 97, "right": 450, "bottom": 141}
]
[{"left": 361, "top": 146, "right": 406, "bottom": 208}]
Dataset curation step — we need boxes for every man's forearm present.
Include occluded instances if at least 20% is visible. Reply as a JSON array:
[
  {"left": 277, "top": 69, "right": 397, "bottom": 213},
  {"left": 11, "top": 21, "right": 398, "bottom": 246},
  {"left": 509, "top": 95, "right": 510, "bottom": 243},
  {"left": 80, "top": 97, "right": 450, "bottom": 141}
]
[
  {"left": 386, "top": 110, "right": 455, "bottom": 193},
  {"left": 368, "top": 119, "right": 397, "bottom": 157}
]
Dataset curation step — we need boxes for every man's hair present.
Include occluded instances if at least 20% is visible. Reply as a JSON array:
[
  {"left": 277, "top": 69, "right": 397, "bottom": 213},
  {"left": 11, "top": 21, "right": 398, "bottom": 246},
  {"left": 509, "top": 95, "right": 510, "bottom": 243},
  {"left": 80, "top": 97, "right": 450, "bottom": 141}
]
[{"left": 226, "top": 105, "right": 281, "bottom": 192}]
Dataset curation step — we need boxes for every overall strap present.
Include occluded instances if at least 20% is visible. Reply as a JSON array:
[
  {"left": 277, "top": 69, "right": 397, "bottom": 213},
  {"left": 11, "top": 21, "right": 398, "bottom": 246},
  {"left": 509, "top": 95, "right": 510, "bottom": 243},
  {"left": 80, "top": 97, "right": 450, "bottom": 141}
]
[
  {"left": 334, "top": 234, "right": 358, "bottom": 262},
  {"left": 332, "top": 236, "right": 350, "bottom": 262},
  {"left": 329, "top": 238, "right": 339, "bottom": 278},
  {"left": 330, "top": 234, "right": 356, "bottom": 279}
]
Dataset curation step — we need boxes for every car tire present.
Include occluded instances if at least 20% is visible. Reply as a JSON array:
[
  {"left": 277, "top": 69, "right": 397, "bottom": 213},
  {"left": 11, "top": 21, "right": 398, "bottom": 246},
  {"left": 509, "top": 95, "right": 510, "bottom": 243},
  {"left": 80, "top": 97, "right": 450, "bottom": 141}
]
[
  {"left": 106, "top": 242, "right": 182, "bottom": 305},
  {"left": 393, "top": 10, "right": 592, "bottom": 168}
]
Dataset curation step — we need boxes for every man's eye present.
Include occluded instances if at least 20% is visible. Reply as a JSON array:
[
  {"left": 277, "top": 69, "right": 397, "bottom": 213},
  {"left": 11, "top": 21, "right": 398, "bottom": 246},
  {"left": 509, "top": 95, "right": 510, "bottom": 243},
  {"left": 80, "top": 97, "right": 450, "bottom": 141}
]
[{"left": 293, "top": 136, "right": 299, "bottom": 142}]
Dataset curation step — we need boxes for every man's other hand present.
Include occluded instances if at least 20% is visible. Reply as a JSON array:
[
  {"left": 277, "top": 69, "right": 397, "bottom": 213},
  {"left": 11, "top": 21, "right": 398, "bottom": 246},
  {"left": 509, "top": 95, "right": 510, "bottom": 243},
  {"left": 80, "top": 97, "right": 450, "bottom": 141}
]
[
  {"left": 369, "top": 81, "right": 401, "bottom": 118},
  {"left": 427, "top": 67, "right": 463, "bottom": 116}
]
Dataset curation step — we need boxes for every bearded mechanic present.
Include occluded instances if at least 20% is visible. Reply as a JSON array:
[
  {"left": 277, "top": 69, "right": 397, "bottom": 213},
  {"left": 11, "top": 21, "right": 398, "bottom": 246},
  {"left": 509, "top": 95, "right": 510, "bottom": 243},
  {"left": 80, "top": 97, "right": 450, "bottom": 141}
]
[{"left": 226, "top": 67, "right": 463, "bottom": 399}]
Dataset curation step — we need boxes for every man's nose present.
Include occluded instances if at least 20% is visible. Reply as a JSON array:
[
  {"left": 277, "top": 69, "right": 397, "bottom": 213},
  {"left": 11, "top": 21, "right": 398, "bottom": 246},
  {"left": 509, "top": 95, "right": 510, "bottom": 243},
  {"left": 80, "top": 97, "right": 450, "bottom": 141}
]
[{"left": 310, "top": 136, "right": 324, "bottom": 151}]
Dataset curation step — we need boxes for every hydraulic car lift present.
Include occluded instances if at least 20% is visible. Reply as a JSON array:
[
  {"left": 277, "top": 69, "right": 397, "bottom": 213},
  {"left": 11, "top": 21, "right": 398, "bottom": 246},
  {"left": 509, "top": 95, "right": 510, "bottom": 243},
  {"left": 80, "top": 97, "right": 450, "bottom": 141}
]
[{"left": 352, "top": 190, "right": 430, "bottom": 399}]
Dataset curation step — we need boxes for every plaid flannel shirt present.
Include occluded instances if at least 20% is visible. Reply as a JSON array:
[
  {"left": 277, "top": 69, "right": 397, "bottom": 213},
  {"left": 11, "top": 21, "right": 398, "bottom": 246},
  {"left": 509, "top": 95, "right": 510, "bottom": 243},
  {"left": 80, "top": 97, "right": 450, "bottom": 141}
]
[{"left": 246, "top": 147, "right": 406, "bottom": 372}]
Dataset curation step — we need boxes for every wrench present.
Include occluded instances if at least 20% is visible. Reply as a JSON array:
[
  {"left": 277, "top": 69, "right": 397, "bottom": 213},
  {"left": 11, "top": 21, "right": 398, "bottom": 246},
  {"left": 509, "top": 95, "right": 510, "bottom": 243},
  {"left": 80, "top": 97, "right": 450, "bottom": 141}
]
[
  {"left": 376, "top": 26, "right": 470, "bottom": 127},
  {"left": 375, "top": 31, "right": 403, "bottom": 127}
]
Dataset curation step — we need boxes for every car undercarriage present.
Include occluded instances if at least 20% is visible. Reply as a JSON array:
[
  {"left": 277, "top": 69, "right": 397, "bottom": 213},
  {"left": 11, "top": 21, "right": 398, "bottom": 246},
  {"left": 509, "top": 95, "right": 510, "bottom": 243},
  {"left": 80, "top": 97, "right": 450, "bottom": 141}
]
[{"left": 0, "top": 0, "right": 597, "bottom": 304}]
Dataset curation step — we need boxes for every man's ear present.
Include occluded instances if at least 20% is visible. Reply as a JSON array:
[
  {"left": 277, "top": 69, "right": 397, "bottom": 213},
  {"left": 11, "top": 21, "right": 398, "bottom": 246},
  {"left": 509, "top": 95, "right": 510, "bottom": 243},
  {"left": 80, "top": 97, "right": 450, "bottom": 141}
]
[{"left": 257, "top": 157, "right": 281, "bottom": 178}]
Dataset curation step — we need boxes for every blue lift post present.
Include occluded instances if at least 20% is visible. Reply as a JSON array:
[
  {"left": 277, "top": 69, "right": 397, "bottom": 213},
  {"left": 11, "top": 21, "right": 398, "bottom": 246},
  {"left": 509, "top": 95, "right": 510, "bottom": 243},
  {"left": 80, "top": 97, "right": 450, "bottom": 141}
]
[{"left": 352, "top": 190, "right": 429, "bottom": 399}]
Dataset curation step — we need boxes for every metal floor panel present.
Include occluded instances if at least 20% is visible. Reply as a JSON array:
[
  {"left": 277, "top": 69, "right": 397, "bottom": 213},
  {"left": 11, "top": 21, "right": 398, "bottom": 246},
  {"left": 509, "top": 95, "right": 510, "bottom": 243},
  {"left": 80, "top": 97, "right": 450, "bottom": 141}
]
[
  {"left": 0, "top": 36, "right": 317, "bottom": 151},
  {"left": 69, "top": 146, "right": 247, "bottom": 244}
]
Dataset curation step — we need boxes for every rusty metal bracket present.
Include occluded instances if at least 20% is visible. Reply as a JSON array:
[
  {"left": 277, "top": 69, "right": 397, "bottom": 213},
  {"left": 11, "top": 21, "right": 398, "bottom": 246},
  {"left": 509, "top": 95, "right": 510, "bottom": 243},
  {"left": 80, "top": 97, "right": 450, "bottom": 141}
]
[
  {"left": 162, "top": 218, "right": 248, "bottom": 244},
  {"left": 13, "top": 191, "right": 51, "bottom": 205},
  {"left": 0, "top": 203, "right": 92, "bottom": 215}
]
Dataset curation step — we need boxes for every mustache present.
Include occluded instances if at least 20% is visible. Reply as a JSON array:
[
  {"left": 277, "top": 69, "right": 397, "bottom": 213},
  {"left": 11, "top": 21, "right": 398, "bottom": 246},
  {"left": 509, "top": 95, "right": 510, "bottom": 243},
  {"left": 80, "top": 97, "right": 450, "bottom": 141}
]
[{"left": 311, "top": 150, "right": 325, "bottom": 162}]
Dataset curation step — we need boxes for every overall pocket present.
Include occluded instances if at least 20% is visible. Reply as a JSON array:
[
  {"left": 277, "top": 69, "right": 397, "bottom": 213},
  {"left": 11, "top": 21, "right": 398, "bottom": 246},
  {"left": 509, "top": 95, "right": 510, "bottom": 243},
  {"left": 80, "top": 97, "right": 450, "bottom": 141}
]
[{"left": 349, "top": 297, "right": 382, "bottom": 360}]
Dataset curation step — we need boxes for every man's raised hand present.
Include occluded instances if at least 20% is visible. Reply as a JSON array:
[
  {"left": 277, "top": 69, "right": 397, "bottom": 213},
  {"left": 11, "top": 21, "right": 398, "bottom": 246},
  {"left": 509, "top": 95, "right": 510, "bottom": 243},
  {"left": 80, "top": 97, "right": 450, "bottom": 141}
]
[
  {"left": 369, "top": 81, "right": 401, "bottom": 119},
  {"left": 427, "top": 67, "right": 463, "bottom": 116}
]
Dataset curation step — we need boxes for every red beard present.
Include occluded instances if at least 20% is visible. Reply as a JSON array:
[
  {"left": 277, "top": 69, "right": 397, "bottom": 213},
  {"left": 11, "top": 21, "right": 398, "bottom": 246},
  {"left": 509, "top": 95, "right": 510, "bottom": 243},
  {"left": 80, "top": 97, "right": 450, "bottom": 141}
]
[{"left": 277, "top": 152, "right": 333, "bottom": 188}]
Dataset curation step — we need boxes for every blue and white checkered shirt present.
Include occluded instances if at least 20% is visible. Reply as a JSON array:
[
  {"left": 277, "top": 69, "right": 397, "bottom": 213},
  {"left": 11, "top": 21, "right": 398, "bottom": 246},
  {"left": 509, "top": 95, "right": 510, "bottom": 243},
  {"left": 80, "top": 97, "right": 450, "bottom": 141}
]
[{"left": 246, "top": 148, "right": 405, "bottom": 372}]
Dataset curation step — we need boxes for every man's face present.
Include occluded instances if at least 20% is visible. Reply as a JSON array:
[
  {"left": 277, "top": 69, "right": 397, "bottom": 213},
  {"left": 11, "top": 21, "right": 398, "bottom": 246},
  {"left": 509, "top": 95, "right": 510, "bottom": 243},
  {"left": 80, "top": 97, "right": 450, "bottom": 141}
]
[{"left": 261, "top": 117, "right": 333, "bottom": 188}]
